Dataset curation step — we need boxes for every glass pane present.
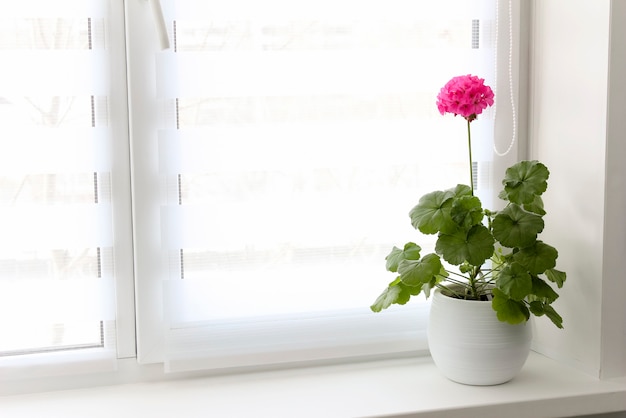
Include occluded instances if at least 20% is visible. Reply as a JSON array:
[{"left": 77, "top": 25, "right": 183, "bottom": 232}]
[
  {"left": 160, "top": 0, "right": 495, "bottom": 319},
  {"left": 0, "top": 11, "right": 111, "bottom": 355},
  {"left": 0, "top": 322, "right": 102, "bottom": 356}
]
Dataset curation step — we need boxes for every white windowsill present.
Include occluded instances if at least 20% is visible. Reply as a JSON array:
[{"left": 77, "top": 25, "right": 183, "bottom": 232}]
[{"left": 2, "top": 351, "right": 626, "bottom": 418}]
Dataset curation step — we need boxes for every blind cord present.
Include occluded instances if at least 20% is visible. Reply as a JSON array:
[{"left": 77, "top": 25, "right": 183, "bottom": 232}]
[
  {"left": 493, "top": 0, "right": 517, "bottom": 157},
  {"left": 149, "top": 0, "right": 170, "bottom": 50}
]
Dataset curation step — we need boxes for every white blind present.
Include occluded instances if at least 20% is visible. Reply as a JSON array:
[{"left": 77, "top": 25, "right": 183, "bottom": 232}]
[
  {"left": 131, "top": 0, "right": 499, "bottom": 371},
  {"left": 0, "top": 0, "right": 116, "bottom": 375}
]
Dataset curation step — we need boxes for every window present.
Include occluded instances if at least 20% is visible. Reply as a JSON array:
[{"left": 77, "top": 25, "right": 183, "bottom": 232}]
[
  {"left": 0, "top": 0, "right": 132, "bottom": 378},
  {"left": 129, "top": 0, "right": 510, "bottom": 372},
  {"left": 1, "top": 0, "right": 520, "bottom": 379}
]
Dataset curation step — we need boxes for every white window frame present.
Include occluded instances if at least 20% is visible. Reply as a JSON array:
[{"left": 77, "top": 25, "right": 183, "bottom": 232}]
[{"left": 108, "top": 0, "right": 137, "bottom": 360}]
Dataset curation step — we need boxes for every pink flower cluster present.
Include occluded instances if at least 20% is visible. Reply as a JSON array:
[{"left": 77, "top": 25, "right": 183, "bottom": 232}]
[{"left": 436, "top": 75, "right": 494, "bottom": 122}]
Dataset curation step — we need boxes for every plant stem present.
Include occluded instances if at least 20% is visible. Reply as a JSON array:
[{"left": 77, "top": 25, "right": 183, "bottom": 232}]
[
  {"left": 436, "top": 283, "right": 466, "bottom": 299},
  {"left": 442, "top": 277, "right": 468, "bottom": 287},
  {"left": 466, "top": 119, "right": 474, "bottom": 196},
  {"left": 445, "top": 269, "right": 471, "bottom": 279},
  {"left": 469, "top": 266, "right": 481, "bottom": 299}
]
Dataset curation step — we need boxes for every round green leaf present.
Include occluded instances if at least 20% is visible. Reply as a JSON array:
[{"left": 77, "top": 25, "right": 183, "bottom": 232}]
[
  {"left": 492, "top": 204, "right": 544, "bottom": 248},
  {"left": 450, "top": 195, "right": 484, "bottom": 229},
  {"left": 385, "top": 243, "right": 421, "bottom": 272},
  {"left": 385, "top": 247, "right": 403, "bottom": 273},
  {"left": 409, "top": 190, "right": 455, "bottom": 234},
  {"left": 398, "top": 253, "right": 443, "bottom": 287},
  {"left": 446, "top": 184, "right": 472, "bottom": 198},
  {"left": 512, "top": 241, "right": 558, "bottom": 274},
  {"left": 370, "top": 280, "right": 413, "bottom": 312},
  {"left": 491, "top": 288, "right": 530, "bottom": 325},
  {"left": 435, "top": 224, "right": 495, "bottom": 266},
  {"left": 497, "top": 262, "right": 532, "bottom": 300},
  {"left": 501, "top": 160, "right": 550, "bottom": 204},
  {"left": 523, "top": 195, "right": 546, "bottom": 216}
]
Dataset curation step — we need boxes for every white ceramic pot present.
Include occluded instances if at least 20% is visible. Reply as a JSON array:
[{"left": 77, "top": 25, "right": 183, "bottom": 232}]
[{"left": 427, "top": 288, "right": 532, "bottom": 385}]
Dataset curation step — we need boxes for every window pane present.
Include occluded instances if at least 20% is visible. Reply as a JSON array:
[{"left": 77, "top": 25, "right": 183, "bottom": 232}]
[
  {"left": 159, "top": 1, "right": 495, "bottom": 318},
  {"left": 0, "top": 4, "right": 114, "bottom": 357},
  {"left": 132, "top": 0, "right": 499, "bottom": 369}
]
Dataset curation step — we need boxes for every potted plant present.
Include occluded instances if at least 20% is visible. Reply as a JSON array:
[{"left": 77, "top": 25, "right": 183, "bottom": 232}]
[{"left": 370, "top": 74, "right": 566, "bottom": 385}]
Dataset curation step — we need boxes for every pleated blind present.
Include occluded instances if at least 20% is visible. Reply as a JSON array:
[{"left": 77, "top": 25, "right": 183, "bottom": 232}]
[
  {"left": 0, "top": 0, "right": 117, "bottom": 374},
  {"left": 132, "top": 0, "right": 498, "bottom": 371}
]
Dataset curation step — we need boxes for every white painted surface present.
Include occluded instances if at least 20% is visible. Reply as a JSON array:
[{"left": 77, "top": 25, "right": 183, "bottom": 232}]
[
  {"left": 527, "top": 0, "right": 625, "bottom": 377},
  {"left": 1, "top": 352, "right": 625, "bottom": 418},
  {"left": 600, "top": 0, "right": 626, "bottom": 379}
]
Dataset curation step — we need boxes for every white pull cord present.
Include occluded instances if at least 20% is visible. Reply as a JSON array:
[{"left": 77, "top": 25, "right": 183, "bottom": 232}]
[
  {"left": 149, "top": 0, "right": 171, "bottom": 50},
  {"left": 493, "top": 0, "right": 516, "bottom": 157}
]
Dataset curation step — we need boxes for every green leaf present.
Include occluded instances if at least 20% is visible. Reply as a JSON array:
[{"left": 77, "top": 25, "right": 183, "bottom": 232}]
[
  {"left": 531, "top": 276, "right": 559, "bottom": 303},
  {"left": 398, "top": 253, "right": 443, "bottom": 287},
  {"left": 501, "top": 160, "right": 550, "bottom": 204},
  {"left": 497, "top": 262, "right": 532, "bottom": 300},
  {"left": 492, "top": 204, "right": 544, "bottom": 248},
  {"left": 385, "top": 247, "right": 403, "bottom": 273},
  {"left": 422, "top": 266, "right": 449, "bottom": 299},
  {"left": 528, "top": 300, "right": 545, "bottom": 316},
  {"left": 446, "top": 184, "right": 473, "bottom": 198},
  {"left": 523, "top": 195, "right": 546, "bottom": 216},
  {"left": 512, "top": 241, "right": 558, "bottom": 274},
  {"left": 544, "top": 268, "right": 567, "bottom": 288},
  {"left": 385, "top": 243, "right": 421, "bottom": 272},
  {"left": 409, "top": 190, "right": 454, "bottom": 234},
  {"left": 450, "top": 195, "right": 484, "bottom": 229},
  {"left": 370, "top": 278, "right": 416, "bottom": 312},
  {"left": 490, "top": 247, "right": 508, "bottom": 268},
  {"left": 543, "top": 304, "right": 564, "bottom": 328},
  {"left": 435, "top": 224, "right": 495, "bottom": 266},
  {"left": 459, "top": 262, "right": 473, "bottom": 273},
  {"left": 528, "top": 301, "right": 563, "bottom": 328},
  {"left": 491, "top": 288, "right": 530, "bottom": 325}
]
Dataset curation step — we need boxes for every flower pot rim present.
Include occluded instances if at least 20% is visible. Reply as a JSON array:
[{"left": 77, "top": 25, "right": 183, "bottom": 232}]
[{"left": 433, "top": 286, "right": 494, "bottom": 304}]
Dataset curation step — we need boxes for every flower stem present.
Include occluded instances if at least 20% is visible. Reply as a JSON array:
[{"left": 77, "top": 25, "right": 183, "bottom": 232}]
[{"left": 466, "top": 119, "right": 474, "bottom": 196}]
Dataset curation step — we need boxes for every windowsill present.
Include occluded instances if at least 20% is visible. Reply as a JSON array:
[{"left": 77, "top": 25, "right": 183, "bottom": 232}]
[{"left": 2, "top": 352, "right": 626, "bottom": 418}]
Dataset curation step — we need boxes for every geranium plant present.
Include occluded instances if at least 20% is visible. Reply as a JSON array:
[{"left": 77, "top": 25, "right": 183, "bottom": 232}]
[{"left": 370, "top": 75, "right": 566, "bottom": 328}]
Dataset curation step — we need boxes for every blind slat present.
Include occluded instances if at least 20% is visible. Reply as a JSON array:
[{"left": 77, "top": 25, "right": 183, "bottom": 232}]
[
  {"left": 158, "top": 121, "right": 478, "bottom": 174},
  {"left": 0, "top": 278, "right": 115, "bottom": 323},
  {"left": 162, "top": 195, "right": 425, "bottom": 250},
  {"left": 0, "top": 51, "right": 108, "bottom": 96},
  {"left": 0, "top": 129, "right": 110, "bottom": 174},
  {"left": 2, "top": 0, "right": 107, "bottom": 18},
  {"left": 0, "top": 204, "right": 113, "bottom": 249},
  {"left": 156, "top": 51, "right": 489, "bottom": 98},
  {"left": 170, "top": 0, "right": 484, "bottom": 21}
]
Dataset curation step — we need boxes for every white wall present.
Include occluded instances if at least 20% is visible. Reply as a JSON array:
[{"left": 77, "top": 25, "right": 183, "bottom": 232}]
[
  {"left": 528, "top": 0, "right": 626, "bottom": 378},
  {"left": 600, "top": 0, "right": 626, "bottom": 380}
]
